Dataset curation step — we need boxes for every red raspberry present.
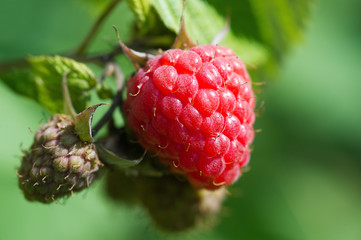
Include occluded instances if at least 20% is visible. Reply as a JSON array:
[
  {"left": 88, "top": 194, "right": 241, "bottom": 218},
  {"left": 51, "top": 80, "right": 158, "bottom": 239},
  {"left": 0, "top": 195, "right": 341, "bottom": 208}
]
[{"left": 124, "top": 45, "right": 255, "bottom": 190}]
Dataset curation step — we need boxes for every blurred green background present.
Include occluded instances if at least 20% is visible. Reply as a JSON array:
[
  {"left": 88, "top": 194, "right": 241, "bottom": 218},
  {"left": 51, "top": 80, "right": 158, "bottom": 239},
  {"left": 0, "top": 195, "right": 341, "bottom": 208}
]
[{"left": 1, "top": 0, "right": 361, "bottom": 239}]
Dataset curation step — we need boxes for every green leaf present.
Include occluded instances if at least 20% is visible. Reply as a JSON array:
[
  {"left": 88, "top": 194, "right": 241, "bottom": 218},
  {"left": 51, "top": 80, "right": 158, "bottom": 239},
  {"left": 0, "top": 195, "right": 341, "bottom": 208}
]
[
  {"left": 126, "top": 0, "right": 158, "bottom": 36},
  {"left": 74, "top": 103, "right": 108, "bottom": 142},
  {"left": 95, "top": 143, "right": 144, "bottom": 167},
  {"left": 27, "top": 55, "right": 97, "bottom": 113},
  {"left": 96, "top": 82, "right": 114, "bottom": 99},
  {"left": 126, "top": 0, "right": 150, "bottom": 25},
  {"left": 150, "top": 0, "right": 268, "bottom": 66},
  {"left": 0, "top": 69, "right": 38, "bottom": 100},
  {"left": 249, "top": 0, "right": 312, "bottom": 60}
]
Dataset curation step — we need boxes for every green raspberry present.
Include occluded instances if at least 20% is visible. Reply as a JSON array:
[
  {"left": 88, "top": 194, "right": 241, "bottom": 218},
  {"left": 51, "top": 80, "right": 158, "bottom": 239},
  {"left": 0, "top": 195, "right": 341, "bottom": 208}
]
[{"left": 18, "top": 114, "right": 103, "bottom": 203}]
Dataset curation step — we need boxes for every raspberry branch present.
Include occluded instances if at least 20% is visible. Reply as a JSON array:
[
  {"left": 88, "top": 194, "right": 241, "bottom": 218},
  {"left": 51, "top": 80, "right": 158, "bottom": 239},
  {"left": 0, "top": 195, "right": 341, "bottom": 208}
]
[
  {"left": 74, "top": 0, "right": 122, "bottom": 57},
  {"left": 93, "top": 63, "right": 124, "bottom": 136}
]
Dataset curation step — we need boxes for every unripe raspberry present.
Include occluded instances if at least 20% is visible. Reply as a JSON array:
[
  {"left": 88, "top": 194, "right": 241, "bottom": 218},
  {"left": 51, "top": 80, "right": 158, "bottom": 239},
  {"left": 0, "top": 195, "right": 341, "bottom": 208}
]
[
  {"left": 104, "top": 169, "right": 139, "bottom": 206},
  {"left": 124, "top": 45, "right": 255, "bottom": 189},
  {"left": 18, "top": 114, "right": 103, "bottom": 203},
  {"left": 138, "top": 174, "right": 226, "bottom": 232}
]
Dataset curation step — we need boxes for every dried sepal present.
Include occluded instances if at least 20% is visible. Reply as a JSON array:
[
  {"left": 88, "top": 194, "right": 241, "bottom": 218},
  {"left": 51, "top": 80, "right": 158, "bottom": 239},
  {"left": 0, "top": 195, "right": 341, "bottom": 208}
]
[
  {"left": 171, "top": 0, "right": 195, "bottom": 50},
  {"left": 74, "top": 103, "right": 108, "bottom": 143}
]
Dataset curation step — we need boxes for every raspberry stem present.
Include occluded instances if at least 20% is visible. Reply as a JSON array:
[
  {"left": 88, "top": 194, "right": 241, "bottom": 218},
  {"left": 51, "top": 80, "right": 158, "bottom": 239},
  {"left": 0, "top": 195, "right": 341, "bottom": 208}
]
[
  {"left": 62, "top": 72, "right": 77, "bottom": 117},
  {"left": 93, "top": 63, "right": 124, "bottom": 136},
  {"left": 74, "top": 0, "right": 122, "bottom": 57}
]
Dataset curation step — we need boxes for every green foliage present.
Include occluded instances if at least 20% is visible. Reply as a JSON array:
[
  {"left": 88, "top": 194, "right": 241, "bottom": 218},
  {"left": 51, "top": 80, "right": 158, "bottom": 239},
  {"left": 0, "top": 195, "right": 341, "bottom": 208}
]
[
  {"left": 0, "top": 56, "right": 97, "bottom": 113},
  {"left": 96, "top": 143, "right": 143, "bottom": 167},
  {"left": 0, "top": 69, "right": 38, "bottom": 100},
  {"left": 126, "top": 0, "right": 150, "bottom": 25},
  {"left": 133, "top": 0, "right": 312, "bottom": 71},
  {"left": 76, "top": 0, "right": 113, "bottom": 15},
  {"left": 2, "top": 0, "right": 361, "bottom": 239},
  {"left": 74, "top": 103, "right": 107, "bottom": 142},
  {"left": 249, "top": 0, "right": 312, "bottom": 60},
  {"left": 150, "top": 0, "right": 268, "bottom": 66},
  {"left": 96, "top": 82, "right": 114, "bottom": 99}
]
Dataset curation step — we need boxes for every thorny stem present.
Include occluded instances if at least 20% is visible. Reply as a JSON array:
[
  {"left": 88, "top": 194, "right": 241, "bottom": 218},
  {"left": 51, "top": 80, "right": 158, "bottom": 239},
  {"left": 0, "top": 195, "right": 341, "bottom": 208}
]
[
  {"left": 74, "top": 0, "right": 122, "bottom": 57},
  {"left": 92, "top": 63, "right": 124, "bottom": 136},
  {"left": 0, "top": 36, "right": 171, "bottom": 72}
]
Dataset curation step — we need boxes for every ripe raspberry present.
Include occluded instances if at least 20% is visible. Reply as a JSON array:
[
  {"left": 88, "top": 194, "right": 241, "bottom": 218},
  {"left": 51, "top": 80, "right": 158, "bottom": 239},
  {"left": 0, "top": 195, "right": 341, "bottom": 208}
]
[
  {"left": 124, "top": 44, "right": 255, "bottom": 189},
  {"left": 18, "top": 114, "right": 103, "bottom": 203}
]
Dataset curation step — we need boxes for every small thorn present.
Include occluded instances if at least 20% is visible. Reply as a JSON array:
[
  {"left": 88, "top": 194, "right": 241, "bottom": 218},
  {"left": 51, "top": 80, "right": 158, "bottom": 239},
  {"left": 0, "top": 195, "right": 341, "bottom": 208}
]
[
  {"left": 225, "top": 160, "right": 236, "bottom": 164},
  {"left": 15, "top": 169, "right": 23, "bottom": 178},
  {"left": 220, "top": 123, "right": 227, "bottom": 134},
  {"left": 69, "top": 183, "right": 76, "bottom": 191},
  {"left": 208, "top": 152, "right": 220, "bottom": 158},
  {"left": 252, "top": 81, "right": 266, "bottom": 86},
  {"left": 213, "top": 180, "right": 225, "bottom": 187},
  {"left": 241, "top": 81, "right": 248, "bottom": 86},
  {"left": 56, "top": 184, "right": 63, "bottom": 191},
  {"left": 245, "top": 62, "right": 258, "bottom": 70},
  {"left": 129, "top": 85, "right": 142, "bottom": 97},
  {"left": 158, "top": 141, "right": 169, "bottom": 149},
  {"left": 172, "top": 159, "right": 180, "bottom": 168},
  {"left": 33, "top": 182, "right": 39, "bottom": 187},
  {"left": 176, "top": 118, "right": 184, "bottom": 127},
  {"left": 52, "top": 195, "right": 58, "bottom": 204},
  {"left": 209, "top": 132, "right": 220, "bottom": 137},
  {"left": 30, "top": 146, "right": 41, "bottom": 152},
  {"left": 255, "top": 129, "right": 262, "bottom": 133},
  {"left": 185, "top": 143, "right": 190, "bottom": 152},
  {"left": 32, "top": 160, "right": 39, "bottom": 168},
  {"left": 42, "top": 176, "right": 47, "bottom": 183},
  {"left": 42, "top": 144, "right": 57, "bottom": 150}
]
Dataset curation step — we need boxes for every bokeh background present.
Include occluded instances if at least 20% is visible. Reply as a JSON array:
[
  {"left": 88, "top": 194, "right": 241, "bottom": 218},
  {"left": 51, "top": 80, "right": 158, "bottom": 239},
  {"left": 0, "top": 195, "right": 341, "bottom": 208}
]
[{"left": 1, "top": 0, "right": 361, "bottom": 239}]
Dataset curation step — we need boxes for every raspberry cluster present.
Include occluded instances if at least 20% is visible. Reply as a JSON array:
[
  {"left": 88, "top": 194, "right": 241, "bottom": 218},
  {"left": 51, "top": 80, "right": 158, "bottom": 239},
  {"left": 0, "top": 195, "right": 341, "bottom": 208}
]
[{"left": 124, "top": 44, "right": 255, "bottom": 189}]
